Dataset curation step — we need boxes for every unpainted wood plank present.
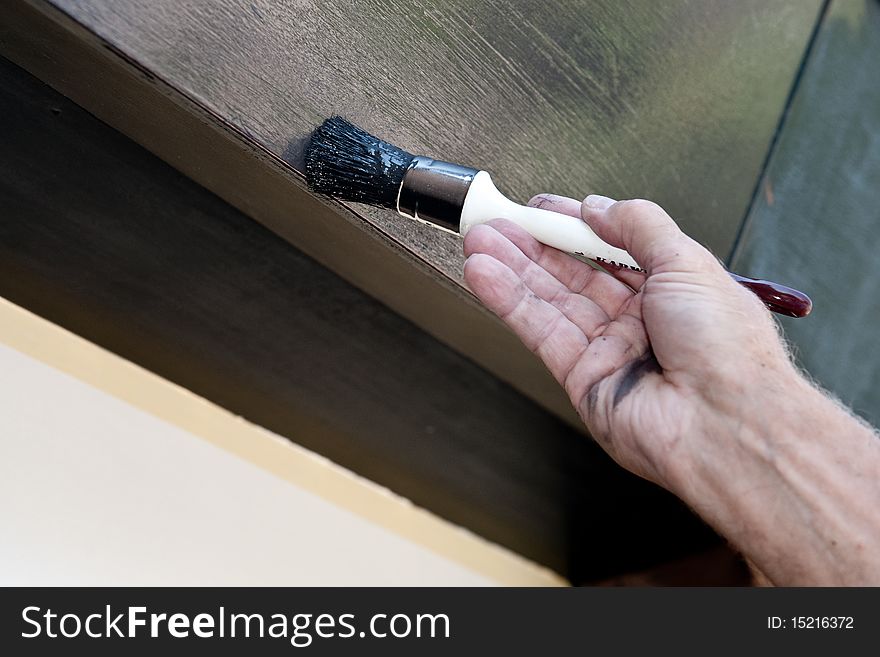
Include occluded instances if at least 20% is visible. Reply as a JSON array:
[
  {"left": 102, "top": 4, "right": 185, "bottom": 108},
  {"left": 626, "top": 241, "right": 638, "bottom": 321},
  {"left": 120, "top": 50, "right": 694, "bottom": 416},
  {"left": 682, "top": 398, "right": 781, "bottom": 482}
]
[{"left": 731, "top": 0, "right": 880, "bottom": 426}]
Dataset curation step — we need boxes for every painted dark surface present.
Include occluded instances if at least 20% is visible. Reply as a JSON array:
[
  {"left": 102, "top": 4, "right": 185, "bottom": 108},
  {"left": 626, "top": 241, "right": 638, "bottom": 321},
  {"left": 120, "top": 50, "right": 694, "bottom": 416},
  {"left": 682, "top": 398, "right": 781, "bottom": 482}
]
[
  {"left": 731, "top": 0, "right": 880, "bottom": 426},
  {"left": 0, "top": 57, "right": 719, "bottom": 581},
  {"left": 0, "top": 0, "right": 826, "bottom": 429},
  {"left": 0, "top": 0, "right": 583, "bottom": 426},
  {"left": 48, "top": 0, "right": 821, "bottom": 274}
]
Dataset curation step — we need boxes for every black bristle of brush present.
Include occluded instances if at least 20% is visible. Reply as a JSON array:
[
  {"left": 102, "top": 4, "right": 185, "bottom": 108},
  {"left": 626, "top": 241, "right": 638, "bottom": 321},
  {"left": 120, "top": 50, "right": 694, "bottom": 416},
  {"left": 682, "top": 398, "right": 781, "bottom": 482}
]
[{"left": 304, "top": 116, "right": 414, "bottom": 209}]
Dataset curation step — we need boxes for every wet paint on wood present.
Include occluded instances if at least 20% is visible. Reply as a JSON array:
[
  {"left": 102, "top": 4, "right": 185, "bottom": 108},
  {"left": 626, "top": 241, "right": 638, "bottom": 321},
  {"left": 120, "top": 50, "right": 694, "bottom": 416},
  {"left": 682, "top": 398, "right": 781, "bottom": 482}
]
[
  {"left": 0, "top": 0, "right": 822, "bottom": 425},
  {"left": 0, "top": 56, "right": 719, "bottom": 581},
  {"left": 49, "top": 0, "right": 821, "bottom": 260}
]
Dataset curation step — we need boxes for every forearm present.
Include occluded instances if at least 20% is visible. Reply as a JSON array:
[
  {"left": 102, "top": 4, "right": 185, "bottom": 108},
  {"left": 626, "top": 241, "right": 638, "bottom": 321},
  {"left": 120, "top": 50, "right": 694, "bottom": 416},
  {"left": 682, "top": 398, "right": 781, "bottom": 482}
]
[{"left": 672, "top": 374, "right": 880, "bottom": 585}]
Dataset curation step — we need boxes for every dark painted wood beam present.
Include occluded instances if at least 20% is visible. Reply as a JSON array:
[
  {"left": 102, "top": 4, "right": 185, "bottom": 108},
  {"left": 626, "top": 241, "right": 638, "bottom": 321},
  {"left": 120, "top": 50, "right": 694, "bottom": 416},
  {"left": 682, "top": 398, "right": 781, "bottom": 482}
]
[
  {"left": 0, "top": 0, "right": 823, "bottom": 427},
  {"left": 0, "top": 57, "right": 720, "bottom": 581}
]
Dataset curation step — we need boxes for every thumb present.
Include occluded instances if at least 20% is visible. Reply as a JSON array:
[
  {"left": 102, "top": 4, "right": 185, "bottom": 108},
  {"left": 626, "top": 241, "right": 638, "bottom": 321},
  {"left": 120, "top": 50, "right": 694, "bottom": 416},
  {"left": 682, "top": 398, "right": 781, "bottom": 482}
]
[{"left": 581, "top": 195, "right": 721, "bottom": 276}]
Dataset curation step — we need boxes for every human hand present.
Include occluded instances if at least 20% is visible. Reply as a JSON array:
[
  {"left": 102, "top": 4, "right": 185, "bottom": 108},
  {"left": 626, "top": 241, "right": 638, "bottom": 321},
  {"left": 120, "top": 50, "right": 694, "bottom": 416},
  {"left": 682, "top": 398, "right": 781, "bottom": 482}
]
[{"left": 462, "top": 194, "right": 799, "bottom": 490}]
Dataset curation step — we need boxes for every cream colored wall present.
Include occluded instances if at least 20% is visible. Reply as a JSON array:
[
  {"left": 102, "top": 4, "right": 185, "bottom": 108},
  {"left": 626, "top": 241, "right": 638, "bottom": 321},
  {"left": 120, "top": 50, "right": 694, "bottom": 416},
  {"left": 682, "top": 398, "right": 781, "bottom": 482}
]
[{"left": 0, "top": 298, "right": 563, "bottom": 586}]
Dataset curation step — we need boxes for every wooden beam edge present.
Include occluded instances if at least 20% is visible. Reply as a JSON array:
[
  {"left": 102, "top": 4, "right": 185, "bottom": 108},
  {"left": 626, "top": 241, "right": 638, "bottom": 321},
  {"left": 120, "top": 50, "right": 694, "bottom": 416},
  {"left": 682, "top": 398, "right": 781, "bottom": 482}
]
[{"left": 0, "top": 0, "right": 582, "bottom": 429}]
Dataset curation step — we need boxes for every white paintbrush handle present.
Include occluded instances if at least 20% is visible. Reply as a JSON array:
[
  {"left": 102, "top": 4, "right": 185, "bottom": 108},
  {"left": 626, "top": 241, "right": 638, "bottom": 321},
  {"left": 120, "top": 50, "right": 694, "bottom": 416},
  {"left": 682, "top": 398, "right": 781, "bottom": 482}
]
[{"left": 459, "top": 171, "right": 645, "bottom": 273}]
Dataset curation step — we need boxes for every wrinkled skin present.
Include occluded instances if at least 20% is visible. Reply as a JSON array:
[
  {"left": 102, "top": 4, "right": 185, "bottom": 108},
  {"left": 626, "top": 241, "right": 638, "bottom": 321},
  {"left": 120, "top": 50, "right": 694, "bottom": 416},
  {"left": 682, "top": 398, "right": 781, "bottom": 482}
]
[
  {"left": 463, "top": 194, "right": 880, "bottom": 585},
  {"left": 463, "top": 194, "right": 792, "bottom": 488}
]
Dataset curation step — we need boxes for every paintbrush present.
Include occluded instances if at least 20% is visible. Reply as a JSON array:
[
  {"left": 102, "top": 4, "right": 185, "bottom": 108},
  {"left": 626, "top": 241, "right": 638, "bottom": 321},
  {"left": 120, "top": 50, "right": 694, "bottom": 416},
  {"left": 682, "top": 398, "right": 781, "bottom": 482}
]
[{"left": 304, "top": 116, "right": 811, "bottom": 318}]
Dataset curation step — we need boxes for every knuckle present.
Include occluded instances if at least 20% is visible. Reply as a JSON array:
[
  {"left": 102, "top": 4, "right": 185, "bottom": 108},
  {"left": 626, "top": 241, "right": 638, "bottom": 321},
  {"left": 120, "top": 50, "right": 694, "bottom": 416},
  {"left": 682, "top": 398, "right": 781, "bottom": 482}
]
[
  {"left": 618, "top": 198, "right": 664, "bottom": 218},
  {"left": 675, "top": 235, "right": 725, "bottom": 272},
  {"left": 613, "top": 199, "right": 676, "bottom": 234}
]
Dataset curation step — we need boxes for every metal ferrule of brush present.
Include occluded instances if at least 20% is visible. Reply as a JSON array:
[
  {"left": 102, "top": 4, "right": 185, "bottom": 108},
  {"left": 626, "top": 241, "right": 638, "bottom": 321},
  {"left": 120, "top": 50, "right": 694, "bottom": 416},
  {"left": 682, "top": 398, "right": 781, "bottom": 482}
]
[{"left": 396, "top": 157, "right": 480, "bottom": 231}]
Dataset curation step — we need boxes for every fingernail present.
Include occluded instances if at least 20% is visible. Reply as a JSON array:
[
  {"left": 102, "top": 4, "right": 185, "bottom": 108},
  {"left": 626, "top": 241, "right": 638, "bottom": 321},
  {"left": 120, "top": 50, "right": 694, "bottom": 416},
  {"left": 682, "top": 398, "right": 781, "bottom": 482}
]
[
  {"left": 584, "top": 194, "right": 615, "bottom": 210},
  {"left": 527, "top": 193, "right": 553, "bottom": 208}
]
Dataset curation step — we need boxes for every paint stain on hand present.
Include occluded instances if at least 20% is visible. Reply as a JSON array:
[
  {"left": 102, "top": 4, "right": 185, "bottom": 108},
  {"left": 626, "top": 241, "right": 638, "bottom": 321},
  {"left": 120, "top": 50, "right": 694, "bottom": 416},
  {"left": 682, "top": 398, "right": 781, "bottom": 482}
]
[{"left": 612, "top": 351, "right": 662, "bottom": 410}]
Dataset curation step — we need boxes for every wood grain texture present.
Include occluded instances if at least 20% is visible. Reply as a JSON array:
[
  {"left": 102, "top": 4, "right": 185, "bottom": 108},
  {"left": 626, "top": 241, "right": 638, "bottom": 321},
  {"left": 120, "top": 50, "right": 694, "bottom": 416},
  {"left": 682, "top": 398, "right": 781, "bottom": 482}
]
[
  {"left": 0, "top": 0, "right": 821, "bottom": 426},
  {"left": 50, "top": 0, "right": 820, "bottom": 260},
  {"left": 0, "top": 56, "right": 718, "bottom": 581},
  {"left": 731, "top": 0, "right": 880, "bottom": 426},
  {"left": 0, "top": 0, "right": 581, "bottom": 426}
]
